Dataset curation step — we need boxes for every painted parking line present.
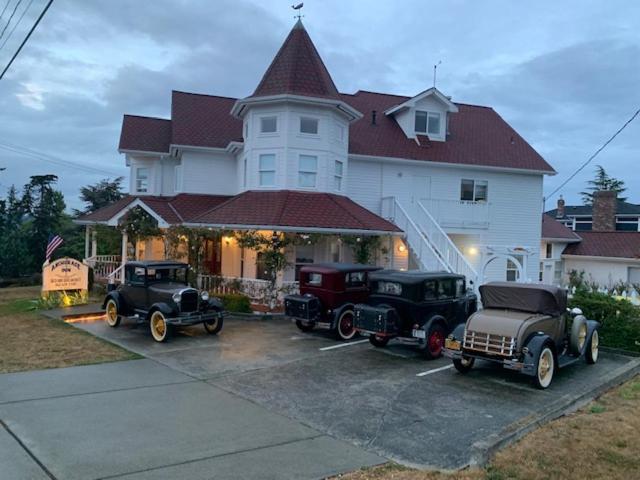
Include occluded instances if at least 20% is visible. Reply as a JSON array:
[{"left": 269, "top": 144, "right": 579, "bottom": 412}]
[
  {"left": 415, "top": 364, "right": 454, "bottom": 377},
  {"left": 319, "top": 339, "right": 369, "bottom": 351}
]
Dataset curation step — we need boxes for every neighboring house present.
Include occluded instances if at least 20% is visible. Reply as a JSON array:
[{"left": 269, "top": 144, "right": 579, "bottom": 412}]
[
  {"left": 542, "top": 191, "right": 640, "bottom": 287},
  {"left": 76, "top": 19, "right": 554, "bottom": 293},
  {"left": 547, "top": 194, "right": 640, "bottom": 232}
]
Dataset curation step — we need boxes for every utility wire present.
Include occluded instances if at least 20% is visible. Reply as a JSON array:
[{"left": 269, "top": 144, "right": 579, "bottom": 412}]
[
  {"left": 0, "top": 0, "right": 22, "bottom": 40},
  {"left": 0, "top": 0, "right": 33, "bottom": 51},
  {"left": 0, "top": 0, "right": 11, "bottom": 22},
  {"left": 0, "top": 142, "right": 123, "bottom": 176},
  {"left": 0, "top": 0, "right": 51, "bottom": 80},
  {"left": 545, "top": 106, "right": 640, "bottom": 203}
]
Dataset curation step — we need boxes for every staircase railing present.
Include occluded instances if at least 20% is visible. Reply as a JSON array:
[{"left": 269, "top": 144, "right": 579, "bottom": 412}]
[
  {"left": 415, "top": 200, "right": 478, "bottom": 286},
  {"left": 382, "top": 197, "right": 448, "bottom": 272}
]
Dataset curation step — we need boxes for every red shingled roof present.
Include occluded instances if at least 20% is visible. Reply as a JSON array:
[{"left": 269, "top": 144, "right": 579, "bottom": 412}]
[
  {"left": 119, "top": 115, "right": 171, "bottom": 153},
  {"left": 76, "top": 194, "right": 232, "bottom": 225},
  {"left": 563, "top": 232, "right": 640, "bottom": 259},
  {"left": 190, "top": 190, "right": 401, "bottom": 233},
  {"left": 542, "top": 214, "right": 581, "bottom": 241},
  {"left": 251, "top": 20, "right": 340, "bottom": 100}
]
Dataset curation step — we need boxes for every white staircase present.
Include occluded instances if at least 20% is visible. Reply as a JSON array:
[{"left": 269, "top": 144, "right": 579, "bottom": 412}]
[{"left": 382, "top": 196, "right": 479, "bottom": 287}]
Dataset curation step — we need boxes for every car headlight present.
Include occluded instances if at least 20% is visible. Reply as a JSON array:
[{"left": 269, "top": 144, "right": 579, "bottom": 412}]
[
  {"left": 201, "top": 291, "right": 209, "bottom": 301},
  {"left": 172, "top": 292, "right": 182, "bottom": 303}
]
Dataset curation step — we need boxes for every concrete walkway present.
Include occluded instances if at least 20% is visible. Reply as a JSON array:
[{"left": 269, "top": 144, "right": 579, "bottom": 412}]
[{"left": 0, "top": 359, "right": 382, "bottom": 480}]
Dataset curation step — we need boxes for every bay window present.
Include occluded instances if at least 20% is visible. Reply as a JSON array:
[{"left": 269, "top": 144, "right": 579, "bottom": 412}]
[
  {"left": 259, "top": 154, "right": 276, "bottom": 186},
  {"left": 298, "top": 155, "right": 317, "bottom": 188}
]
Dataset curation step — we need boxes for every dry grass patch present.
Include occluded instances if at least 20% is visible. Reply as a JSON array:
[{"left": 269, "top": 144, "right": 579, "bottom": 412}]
[
  {"left": 0, "top": 286, "right": 138, "bottom": 374},
  {"left": 336, "top": 375, "right": 640, "bottom": 480}
]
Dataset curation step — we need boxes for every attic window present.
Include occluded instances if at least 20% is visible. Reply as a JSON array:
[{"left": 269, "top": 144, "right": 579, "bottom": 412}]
[
  {"left": 300, "top": 117, "right": 318, "bottom": 134},
  {"left": 415, "top": 111, "right": 441, "bottom": 136}
]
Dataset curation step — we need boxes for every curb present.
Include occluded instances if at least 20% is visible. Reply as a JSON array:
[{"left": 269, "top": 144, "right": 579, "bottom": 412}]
[{"left": 469, "top": 356, "right": 640, "bottom": 467}]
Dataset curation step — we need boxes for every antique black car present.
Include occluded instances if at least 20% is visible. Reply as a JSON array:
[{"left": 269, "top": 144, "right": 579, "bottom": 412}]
[
  {"left": 444, "top": 282, "right": 600, "bottom": 389},
  {"left": 354, "top": 270, "right": 477, "bottom": 358},
  {"left": 284, "top": 263, "right": 381, "bottom": 340},
  {"left": 102, "top": 261, "right": 225, "bottom": 342}
]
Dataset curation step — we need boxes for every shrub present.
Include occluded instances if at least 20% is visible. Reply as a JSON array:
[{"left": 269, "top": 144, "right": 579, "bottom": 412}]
[
  {"left": 569, "top": 290, "right": 640, "bottom": 353},
  {"left": 215, "top": 293, "right": 252, "bottom": 314}
]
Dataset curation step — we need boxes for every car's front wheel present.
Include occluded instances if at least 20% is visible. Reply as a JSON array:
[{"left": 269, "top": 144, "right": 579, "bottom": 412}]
[
  {"left": 105, "top": 299, "right": 121, "bottom": 327},
  {"left": 295, "top": 320, "right": 314, "bottom": 332},
  {"left": 453, "top": 356, "right": 475, "bottom": 374},
  {"left": 533, "top": 346, "right": 555, "bottom": 389},
  {"left": 586, "top": 329, "right": 599, "bottom": 364},
  {"left": 203, "top": 314, "right": 224, "bottom": 335},
  {"left": 150, "top": 311, "right": 171, "bottom": 342},
  {"left": 422, "top": 323, "right": 446, "bottom": 360},
  {"left": 335, "top": 310, "right": 357, "bottom": 341},
  {"left": 369, "top": 334, "right": 390, "bottom": 348}
]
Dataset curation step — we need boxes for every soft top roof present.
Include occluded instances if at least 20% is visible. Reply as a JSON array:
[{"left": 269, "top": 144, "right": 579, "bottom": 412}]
[
  {"left": 369, "top": 270, "right": 464, "bottom": 285},
  {"left": 479, "top": 282, "right": 567, "bottom": 316},
  {"left": 126, "top": 260, "right": 189, "bottom": 269},
  {"left": 300, "top": 263, "right": 381, "bottom": 274}
]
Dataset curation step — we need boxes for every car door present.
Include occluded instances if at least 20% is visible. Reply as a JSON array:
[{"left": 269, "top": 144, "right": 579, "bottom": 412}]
[
  {"left": 123, "top": 266, "right": 148, "bottom": 312},
  {"left": 452, "top": 278, "right": 472, "bottom": 323}
]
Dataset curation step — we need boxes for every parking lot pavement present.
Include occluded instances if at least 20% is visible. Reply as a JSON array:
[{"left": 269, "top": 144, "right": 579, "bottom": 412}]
[{"left": 0, "top": 360, "right": 382, "bottom": 480}]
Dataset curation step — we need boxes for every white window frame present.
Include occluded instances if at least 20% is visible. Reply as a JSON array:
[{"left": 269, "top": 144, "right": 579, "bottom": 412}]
[
  {"left": 299, "top": 116, "right": 319, "bottom": 135},
  {"left": 460, "top": 179, "right": 488, "bottom": 202},
  {"left": 258, "top": 154, "right": 276, "bottom": 187},
  {"left": 415, "top": 110, "right": 442, "bottom": 136},
  {"left": 334, "top": 160, "right": 343, "bottom": 191},
  {"left": 336, "top": 124, "right": 345, "bottom": 142},
  {"left": 298, "top": 155, "right": 318, "bottom": 188},
  {"left": 243, "top": 157, "right": 248, "bottom": 187},
  {"left": 259, "top": 116, "right": 278, "bottom": 134},
  {"left": 135, "top": 167, "right": 149, "bottom": 193}
]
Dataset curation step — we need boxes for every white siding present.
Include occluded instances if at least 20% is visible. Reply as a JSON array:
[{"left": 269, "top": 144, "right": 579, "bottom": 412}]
[
  {"left": 180, "top": 150, "right": 238, "bottom": 195},
  {"left": 563, "top": 257, "right": 640, "bottom": 287},
  {"left": 393, "top": 96, "right": 448, "bottom": 142}
]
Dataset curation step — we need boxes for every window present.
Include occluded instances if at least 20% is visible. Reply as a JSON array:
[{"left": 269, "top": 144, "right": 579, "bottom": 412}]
[
  {"left": 545, "top": 243, "right": 552, "bottom": 259},
  {"left": 295, "top": 244, "right": 314, "bottom": 280},
  {"left": 260, "top": 116, "right": 277, "bottom": 133},
  {"left": 306, "top": 272, "right": 322, "bottom": 286},
  {"left": 574, "top": 217, "right": 592, "bottom": 231},
  {"left": 126, "top": 266, "right": 146, "bottom": 285},
  {"left": 415, "top": 111, "right": 441, "bottom": 135},
  {"left": 300, "top": 117, "right": 318, "bottom": 134},
  {"left": 616, "top": 217, "right": 639, "bottom": 231},
  {"left": 424, "top": 280, "right": 438, "bottom": 300},
  {"left": 345, "top": 271, "right": 366, "bottom": 288},
  {"left": 455, "top": 278, "right": 465, "bottom": 297},
  {"left": 256, "top": 252, "right": 273, "bottom": 281},
  {"left": 437, "top": 279, "right": 456, "bottom": 299},
  {"left": 506, "top": 258, "right": 521, "bottom": 282},
  {"left": 377, "top": 281, "right": 402, "bottom": 296},
  {"left": 259, "top": 154, "right": 276, "bottom": 186},
  {"left": 135, "top": 167, "right": 149, "bottom": 193},
  {"left": 336, "top": 124, "right": 345, "bottom": 141},
  {"left": 330, "top": 240, "right": 341, "bottom": 263},
  {"left": 460, "top": 179, "right": 488, "bottom": 202},
  {"left": 334, "top": 160, "right": 343, "bottom": 191},
  {"left": 243, "top": 157, "right": 248, "bottom": 187},
  {"left": 244, "top": 121, "right": 249, "bottom": 139},
  {"left": 298, "top": 155, "right": 317, "bottom": 188}
]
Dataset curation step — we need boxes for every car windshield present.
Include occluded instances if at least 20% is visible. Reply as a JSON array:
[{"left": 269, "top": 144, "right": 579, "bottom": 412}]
[{"left": 146, "top": 267, "right": 188, "bottom": 284}]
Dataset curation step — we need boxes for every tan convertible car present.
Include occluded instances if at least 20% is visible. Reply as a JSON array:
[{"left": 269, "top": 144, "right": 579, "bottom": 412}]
[{"left": 444, "top": 282, "right": 600, "bottom": 389}]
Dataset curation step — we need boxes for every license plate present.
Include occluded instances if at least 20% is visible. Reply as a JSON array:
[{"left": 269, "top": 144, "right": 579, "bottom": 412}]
[
  {"left": 412, "top": 329, "right": 426, "bottom": 339},
  {"left": 445, "top": 338, "right": 461, "bottom": 351}
]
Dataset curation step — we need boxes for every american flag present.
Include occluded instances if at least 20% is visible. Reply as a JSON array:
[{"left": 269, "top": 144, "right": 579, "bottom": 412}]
[{"left": 46, "top": 234, "right": 64, "bottom": 262}]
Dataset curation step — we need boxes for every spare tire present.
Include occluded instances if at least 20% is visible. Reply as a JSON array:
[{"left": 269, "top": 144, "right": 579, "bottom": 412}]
[{"left": 570, "top": 315, "right": 588, "bottom": 354}]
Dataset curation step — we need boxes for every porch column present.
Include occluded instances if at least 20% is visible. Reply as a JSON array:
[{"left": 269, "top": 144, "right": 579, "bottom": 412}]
[
  {"left": 120, "top": 231, "right": 128, "bottom": 283},
  {"left": 91, "top": 228, "right": 98, "bottom": 258},
  {"left": 84, "top": 225, "right": 91, "bottom": 259}
]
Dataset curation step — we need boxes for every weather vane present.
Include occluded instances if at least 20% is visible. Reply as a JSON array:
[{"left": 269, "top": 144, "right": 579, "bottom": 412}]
[
  {"left": 433, "top": 60, "right": 442, "bottom": 88},
  {"left": 292, "top": 2, "right": 304, "bottom": 20}
]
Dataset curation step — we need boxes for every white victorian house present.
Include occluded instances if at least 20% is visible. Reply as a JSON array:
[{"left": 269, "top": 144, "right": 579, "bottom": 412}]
[{"left": 76, "top": 19, "right": 555, "bottom": 299}]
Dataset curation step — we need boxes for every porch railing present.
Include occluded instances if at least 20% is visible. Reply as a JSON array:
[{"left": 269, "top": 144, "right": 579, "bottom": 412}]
[
  {"left": 86, "top": 255, "right": 122, "bottom": 280},
  {"left": 421, "top": 199, "right": 489, "bottom": 229},
  {"left": 197, "top": 274, "right": 299, "bottom": 305}
]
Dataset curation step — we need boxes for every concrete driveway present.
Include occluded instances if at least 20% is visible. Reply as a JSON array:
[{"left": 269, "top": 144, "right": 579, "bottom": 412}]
[{"left": 2, "top": 314, "right": 639, "bottom": 478}]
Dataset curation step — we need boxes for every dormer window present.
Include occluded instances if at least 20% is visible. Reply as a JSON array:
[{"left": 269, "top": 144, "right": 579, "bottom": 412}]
[
  {"left": 300, "top": 117, "right": 318, "bottom": 134},
  {"left": 415, "top": 111, "right": 441, "bottom": 136},
  {"left": 260, "top": 116, "right": 277, "bottom": 133}
]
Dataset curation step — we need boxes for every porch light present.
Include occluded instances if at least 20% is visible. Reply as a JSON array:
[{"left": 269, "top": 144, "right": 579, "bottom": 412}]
[
  {"left": 467, "top": 247, "right": 478, "bottom": 255},
  {"left": 223, "top": 235, "right": 233, "bottom": 246},
  {"left": 397, "top": 244, "right": 406, "bottom": 253}
]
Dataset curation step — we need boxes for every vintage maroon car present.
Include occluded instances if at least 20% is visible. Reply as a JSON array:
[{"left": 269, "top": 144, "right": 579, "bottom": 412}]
[{"left": 284, "top": 263, "right": 381, "bottom": 340}]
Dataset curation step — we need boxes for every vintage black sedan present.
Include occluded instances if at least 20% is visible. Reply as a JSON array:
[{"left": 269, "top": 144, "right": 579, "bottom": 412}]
[
  {"left": 354, "top": 270, "right": 477, "bottom": 358},
  {"left": 102, "top": 261, "right": 225, "bottom": 342}
]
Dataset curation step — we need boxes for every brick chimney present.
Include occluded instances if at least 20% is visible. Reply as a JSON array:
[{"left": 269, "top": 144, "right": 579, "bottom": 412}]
[
  {"left": 592, "top": 190, "right": 617, "bottom": 231},
  {"left": 556, "top": 195, "right": 565, "bottom": 218}
]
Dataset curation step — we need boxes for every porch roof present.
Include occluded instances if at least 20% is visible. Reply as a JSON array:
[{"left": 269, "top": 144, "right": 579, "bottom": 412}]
[{"left": 75, "top": 190, "right": 402, "bottom": 235}]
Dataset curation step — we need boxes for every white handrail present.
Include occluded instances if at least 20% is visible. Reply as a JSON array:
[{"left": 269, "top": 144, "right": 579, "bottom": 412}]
[
  {"left": 416, "top": 200, "right": 478, "bottom": 285},
  {"left": 107, "top": 264, "right": 125, "bottom": 285}
]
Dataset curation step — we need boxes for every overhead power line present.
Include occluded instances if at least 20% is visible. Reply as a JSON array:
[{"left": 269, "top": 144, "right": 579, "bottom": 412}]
[
  {"left": 0, "top": 0, "right": 11, "bottom": 22},
  {"left": 545, "top": 106, "right": 640, "bottom": 203},
  {"left": 0, "top": 142, "right": 123, "bottom": 177},
  {"left": 0, "top": 0, "right": 22, "bottom": 41},
  {"left": 0, "top": 0, "right": 34, "bottom": 52},
  {"left": 0, "top": 0, "right": 52, "bottom": 80}
]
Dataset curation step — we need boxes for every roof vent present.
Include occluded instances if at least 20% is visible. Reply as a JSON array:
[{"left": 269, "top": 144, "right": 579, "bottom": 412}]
[{"left": 371, "top": 110, "right": 377, "bottom": 125}]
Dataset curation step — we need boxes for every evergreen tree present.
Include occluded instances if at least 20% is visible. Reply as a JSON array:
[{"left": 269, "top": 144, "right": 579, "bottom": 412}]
[
  {"left": 0, "top": 186, "right": 31, "bottom": 278},
  {"left": 580, "top": 165, "right": 627, "bottom": 205},
  {"left": 75, "top": 176, "right": 124, "bottom": 215}
]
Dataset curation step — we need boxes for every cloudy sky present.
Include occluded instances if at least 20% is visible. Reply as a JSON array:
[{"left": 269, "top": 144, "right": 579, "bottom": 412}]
[{"left": 0, "top": 0, "right": 638, "bottom": 211}]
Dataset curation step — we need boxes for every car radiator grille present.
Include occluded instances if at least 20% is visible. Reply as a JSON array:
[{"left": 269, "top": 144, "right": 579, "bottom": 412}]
[
  {"left": 463, "top": 330, "right": 516, "bottom": 357},
  {"left": 180, "top": 290, "right": 199, "bottom": 313}
]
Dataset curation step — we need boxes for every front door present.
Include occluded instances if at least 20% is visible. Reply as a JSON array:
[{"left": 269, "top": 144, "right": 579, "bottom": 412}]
[{"left": 203, "top": 238, "right": 222, "bottom": 275}]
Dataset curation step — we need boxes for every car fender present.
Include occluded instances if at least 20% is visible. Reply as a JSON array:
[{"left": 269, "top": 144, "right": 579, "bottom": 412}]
[
  {"left": 422, "top": 314, "right": 447, "bottom": 334},
  {"left": 207, "top": 297, "right": 224, "bottom": 312},
  {"left": 450, "top": 323, "right": 466, "bottom": 341},
  {"left": 103, "top": 291, "right": 126, "bottom": 313},
  {"left": 147, "top": 302, "right": 175, "bottom": 320},
  {"left": 331, "top": 304, "right": 355, "bottom": 329},
  {"left": 523, "top": 333, "right": 555, "bottom": 376},
  {"left": 581, "top": 320, "right": 600, "bottom": 355}
]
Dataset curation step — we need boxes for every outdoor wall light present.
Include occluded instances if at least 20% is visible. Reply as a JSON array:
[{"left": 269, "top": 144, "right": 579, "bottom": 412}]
[
  {"left": 223, "top": 236, "right": 233, "bottom": 246},
  {"left": 468, "top": 246, "right": 478, "bottom": 255},
  {"left": 398, "top": 243, "right": 407, "bottom": 253}
]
